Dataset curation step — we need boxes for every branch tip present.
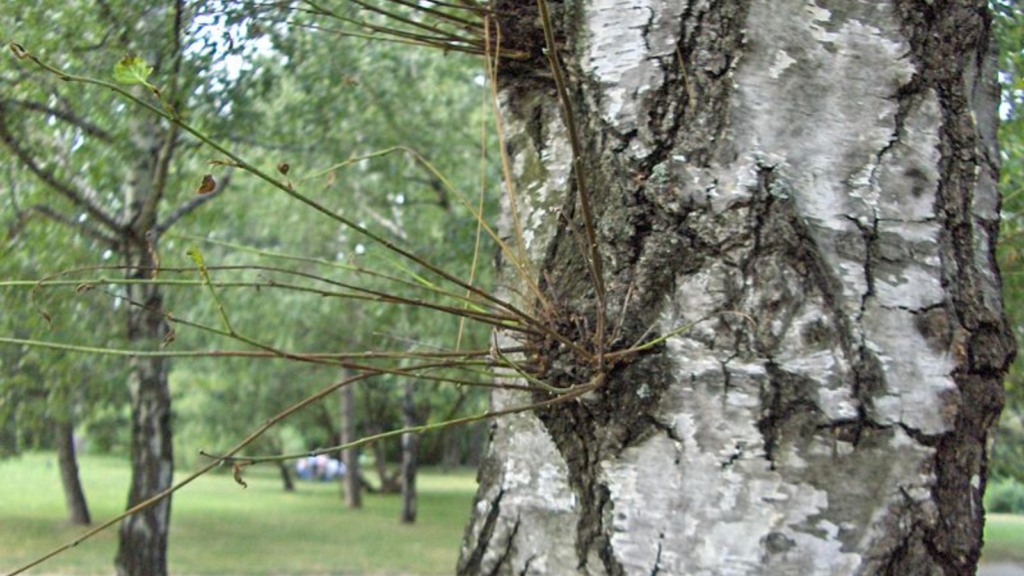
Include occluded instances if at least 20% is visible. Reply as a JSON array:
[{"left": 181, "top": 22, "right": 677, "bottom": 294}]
[{"left": 8, "top": 43, "right": 28, "bottom": 59}]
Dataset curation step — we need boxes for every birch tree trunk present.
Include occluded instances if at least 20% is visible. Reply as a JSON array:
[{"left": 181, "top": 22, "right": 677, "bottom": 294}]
[
  {"left": 278, "top": 460, "right": 296, "bottom": 492},
  {"left": 459, "top": 1, "right": 1015, "bottom": 575},
  {"left": 115, "top": 114, "right": 175, "bottom": 576},
  {"left": 55, "top": 418, "right": 91, "bottom": 526},
  {"left": 400, "top": 381, "right": 418, "bottom": 524},
  {"left": 341, "top": 383, "right": 362, "bottom": 508}
]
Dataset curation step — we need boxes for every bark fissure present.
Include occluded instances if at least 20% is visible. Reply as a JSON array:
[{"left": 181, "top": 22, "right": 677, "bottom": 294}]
[
  {"left": 458, "top": 488, "right": 506, "bottom": 576},
  {"left": 486, "top": 515, "right": 521, "bottom": 576},
  {"left": 648, "top": 541, "right": 663, "bottom": 576},
  {"left": 518, "top": 555, "right": 537, "bottom": 576}
]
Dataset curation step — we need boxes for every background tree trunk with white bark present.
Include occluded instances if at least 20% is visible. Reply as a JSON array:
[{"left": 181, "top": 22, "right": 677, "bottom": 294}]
[
  {"left": 55, "top": 417, "right": 91, "bottom": 526},
  {"left": 400, "top": 381, "right": 418, "bottom": 524},
  {"left": 341, "top": 383, "right": 362, "bottom": 507},
  {"left": 458, "top": 1, "right": 1014, "bottom": 575},
  {"left": 115, "top": 113, "right": 176, "bottom": 576}
]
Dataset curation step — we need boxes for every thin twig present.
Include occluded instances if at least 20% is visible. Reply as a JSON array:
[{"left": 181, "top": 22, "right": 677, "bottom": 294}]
[
  {"left": 456, "top": 54, "right": 492, "bottom": 350},
  {"left": 6, "top": 43, "right": 539, "bottom": 327},
  {"left": 168, "top": 234, "right": 498, "bottom": 311},
  {"left": 205, "top": 379, "right": 596, "bottom": 465},
  {"left": 535, "top": 0, "right": 606, "bottom": 361}
]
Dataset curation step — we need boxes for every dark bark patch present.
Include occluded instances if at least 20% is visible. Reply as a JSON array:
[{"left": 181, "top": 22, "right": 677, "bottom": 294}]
[
  {"left": 492, "top": 0, "right": 560, "bottom": 95},
  {"left": 887, "top": 1, "right": 1015, "bottom": 572}
]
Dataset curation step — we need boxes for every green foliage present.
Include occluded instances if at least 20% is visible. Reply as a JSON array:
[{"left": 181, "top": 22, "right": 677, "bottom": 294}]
[
  {"left": 151, "top": 11, "right": 500, "bottom": 470},
  {"left": 993, "top": 0, "right": 1024, "bottom": 482},
  {"left": 3, "top": 1, "right": 632, "bottom": 568},
  {"left": 992, "top": 407, "right": 1024, "bottom": 481},
  {"left": 0, "top": 0, "right": 280, "bottom": 460},
  {"left": 986, "top": 478, "right": 1024, "bottom": 514},
  {"left": 0, "top": 219, "right": 129, "bottom": 456}
]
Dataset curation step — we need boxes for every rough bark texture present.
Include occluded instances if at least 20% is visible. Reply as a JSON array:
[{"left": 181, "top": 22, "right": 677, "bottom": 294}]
[
  {"left": 55, "top": 419, "right": 91, "bottom": 526},
  {"left": 341, "top": 384, "right": 362, "bottom": 507},
  {"left": 400, "top": 381, "right": 418, "bottom": 524},
  {"left": 458, "top": 1, "right": 1014, "bottom": 575},
  {"left": 115, "top": 246, "right": 173, "bottom": 576},
  {"left": 115, "top": 116, "right": 175, "bottom": 576}
]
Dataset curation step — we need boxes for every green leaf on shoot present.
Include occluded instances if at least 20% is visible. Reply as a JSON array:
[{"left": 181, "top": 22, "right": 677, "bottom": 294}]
[
  {"left": 112, "top": 56, "right": 154, "bottom": 86},
  {"left": 186, "top": 246, "right": 206, "bottom": 269}
]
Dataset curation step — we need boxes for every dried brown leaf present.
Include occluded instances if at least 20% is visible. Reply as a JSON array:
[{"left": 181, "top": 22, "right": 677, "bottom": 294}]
[{"left": 196, "top": 174, "right": 217, "bottom": 195}]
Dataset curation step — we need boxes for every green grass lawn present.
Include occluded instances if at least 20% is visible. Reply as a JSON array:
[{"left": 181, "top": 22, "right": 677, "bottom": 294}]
[
  {"left": 984, "top": 513, "right": 1024, "bottom": 564},
  {"left": 0, "top": 452, "right": 478, "bottom": 575},
  {"left": 3, "top": 453, "right": 1022, "bottom": 574}
]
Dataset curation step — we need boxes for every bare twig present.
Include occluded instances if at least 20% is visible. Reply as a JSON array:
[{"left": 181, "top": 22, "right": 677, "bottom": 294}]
[
  {"left": 7, "top": 43, "right": 540, "bottom": 326},
  {"left": 535, "top": 0, "right": 606, "bottom": 360},
  {"left": 205, "top": 380, "right": 596, "bottom": 465}
]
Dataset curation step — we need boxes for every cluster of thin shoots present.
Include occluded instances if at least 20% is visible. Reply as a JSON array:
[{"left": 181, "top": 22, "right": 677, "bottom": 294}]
[
  {"left": 208, "top": 0, "right": 529, "bottom": 59},
  {"left": 0, "top": 2, "right": 719, "bottom": 574}
]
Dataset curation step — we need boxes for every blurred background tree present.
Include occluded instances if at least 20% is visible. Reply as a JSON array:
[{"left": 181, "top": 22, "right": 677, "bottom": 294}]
[
  {"left": 2, "top": 0, "right": 498, "bottom": 573},
  {"left": 988, "top": 0, "right": 1024, "bottom": 514}
]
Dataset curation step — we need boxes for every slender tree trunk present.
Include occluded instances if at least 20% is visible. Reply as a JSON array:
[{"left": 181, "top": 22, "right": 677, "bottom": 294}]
[
  {"left": 1, "top": 5, "right": 192, "bottom": 574},
  {"left": 116, "top": 277, "right": 173, "bottom": 576},
  {"left": 400, "top": 381, "right": 417, "bottom": 524},
  {"left": 371, "top": 437, "right": 402, "bottom": 493},
  {"left": 459, "top": 1, "right": 1014, "bottom": 575},
  {"left": 427, "top": 390, "right": 468, "bottom": 468},
  {"left": 362, "top": 386, "right": 401, "bottom": 493},
  {"left": 341, "top": 384, "right": 362, "bottom": 508},
  {"left": 55, "top": 419, "right": 91, "bottom": 526},
  {"left": 116, "top": 115, "right": 175, "bottom": 576},
  {"left": 277, "top": 460, "right": 296, "bottom": 492}
]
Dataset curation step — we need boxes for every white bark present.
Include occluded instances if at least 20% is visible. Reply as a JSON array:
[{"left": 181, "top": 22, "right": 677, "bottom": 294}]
[{"left": 460, "top": 1, "right": 1011, "bottom": 575}]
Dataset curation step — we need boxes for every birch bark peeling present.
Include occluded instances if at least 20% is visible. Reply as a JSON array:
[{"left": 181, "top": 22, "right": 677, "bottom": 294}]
[{"left": 460, "top": 1, "right": 1013, "bottom": 575}]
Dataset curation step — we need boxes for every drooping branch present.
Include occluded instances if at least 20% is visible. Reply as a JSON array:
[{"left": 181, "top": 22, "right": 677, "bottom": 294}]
[
  {"left": 2, "top": 99, "right": 115, "bottom": 143},
  {"left": 0, "top": 370, "right": 378, "bottom": 576},
  {"left": 7, "top": 204, "right": 119, "bottom": 247},
  {"left": 226, "top": 0, "right": 530, "bottom": 59},
  {"left": 3, "top": 353, "right": 593, "bottom": 576},
  {"left": 7, "top": 46, "right": 577, "bottom": 346},
  {"left": 166, "top": 234, "right": 498, "bottom": 310},
  {"left": 11, "top": 258, "right": 504, "bottom": 314},
  {"left": 0, "top": 106, "right": 123, "bottom": 233},
  {"left": 536, "top": 0, "right": 606, "bottom": 359}
]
